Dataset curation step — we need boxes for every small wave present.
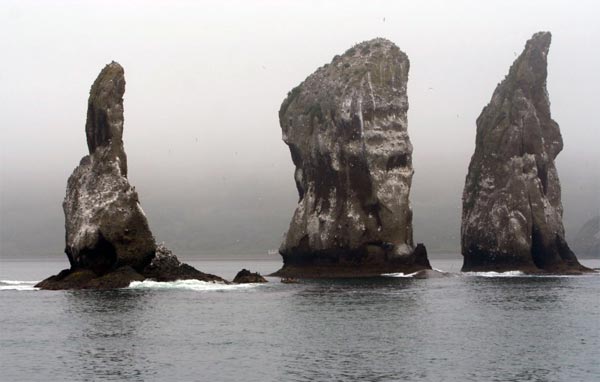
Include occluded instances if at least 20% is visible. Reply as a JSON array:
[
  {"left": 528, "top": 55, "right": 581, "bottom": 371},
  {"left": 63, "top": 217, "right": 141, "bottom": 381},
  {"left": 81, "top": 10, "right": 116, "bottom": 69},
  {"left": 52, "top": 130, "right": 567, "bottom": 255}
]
[
  {"left": 463, "top": 271, "right": 600, "bottom": 278},
  {"left": 382, "top": 269, "right": 452, "bottom": 278},
  {"left": 128, "top": 279, "right": 262, "bottom": 291},
  {"left": 463, "top": 271, "right": 525, "bottom": 277},
  {"left": 381, "top": 272, "right": 419, "bottom": 278},
  {"left": 0, "top": 280, "right": 39, "bottom": 291}
]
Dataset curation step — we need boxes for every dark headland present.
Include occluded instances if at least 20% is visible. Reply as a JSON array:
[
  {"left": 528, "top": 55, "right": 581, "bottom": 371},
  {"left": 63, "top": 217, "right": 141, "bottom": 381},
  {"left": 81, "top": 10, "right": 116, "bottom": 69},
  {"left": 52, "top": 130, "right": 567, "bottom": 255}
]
[
  {"left": 273, "top": 38, "right": 432, "bottom": 278},
  {"left": 461, "top": 32, "right": 592, "bottom": 274}
]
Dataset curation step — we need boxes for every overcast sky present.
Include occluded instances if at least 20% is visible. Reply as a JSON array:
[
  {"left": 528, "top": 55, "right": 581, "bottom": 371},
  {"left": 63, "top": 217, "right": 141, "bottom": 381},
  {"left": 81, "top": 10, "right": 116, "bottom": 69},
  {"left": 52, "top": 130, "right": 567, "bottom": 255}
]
[{"left": 1, "top": 0, "right": 598, "bottom": 258}]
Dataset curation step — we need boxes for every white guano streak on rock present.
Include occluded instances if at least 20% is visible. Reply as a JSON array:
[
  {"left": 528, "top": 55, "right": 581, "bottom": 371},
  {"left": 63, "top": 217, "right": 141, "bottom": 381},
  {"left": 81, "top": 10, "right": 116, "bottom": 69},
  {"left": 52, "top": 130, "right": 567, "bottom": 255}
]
[{"left": 367, "top": 72, "right": 376, "bottom": 109}]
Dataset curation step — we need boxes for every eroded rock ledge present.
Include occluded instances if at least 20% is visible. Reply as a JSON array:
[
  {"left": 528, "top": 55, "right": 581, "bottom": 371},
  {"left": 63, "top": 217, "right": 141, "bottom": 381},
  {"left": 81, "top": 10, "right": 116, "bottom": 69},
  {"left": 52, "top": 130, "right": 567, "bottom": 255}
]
[
  {"left": 460, "top": 32, "right": 591, "bottom": 274},
  {"left": 274, "top": 38, "right": 431, "bottom": 278},
  {"left": 37, "top": 62, "right": 225, "bottom": 290}
]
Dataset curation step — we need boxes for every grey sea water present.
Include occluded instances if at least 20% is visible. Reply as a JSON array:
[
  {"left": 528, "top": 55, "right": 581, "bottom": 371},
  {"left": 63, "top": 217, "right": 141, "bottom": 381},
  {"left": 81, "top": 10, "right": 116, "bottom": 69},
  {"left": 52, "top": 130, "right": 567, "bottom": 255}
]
[{"left": 1, "top": 257, "right": 599, "bottom": 382}]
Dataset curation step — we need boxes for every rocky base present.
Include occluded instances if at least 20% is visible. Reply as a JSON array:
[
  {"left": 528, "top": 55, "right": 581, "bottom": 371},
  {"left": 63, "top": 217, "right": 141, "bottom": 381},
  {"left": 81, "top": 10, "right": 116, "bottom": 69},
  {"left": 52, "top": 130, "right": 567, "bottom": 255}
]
[
  {"left": 272, "top": 243, "right": 431, "bottom": 278},
  {"left": 35, "top": 266, "right": 145, "bottom": 290},
  {"left": 35, "top": 244, "right": 227, "bottom": 290},
  {"left": 141, "top": 244, "right": 225, "bottom": 283},
  {"left": 233, "top": 269, "right": 268, "bottom": 283},
  {"left": 462, "top": 243, "right": 594, "bottom": 274}
]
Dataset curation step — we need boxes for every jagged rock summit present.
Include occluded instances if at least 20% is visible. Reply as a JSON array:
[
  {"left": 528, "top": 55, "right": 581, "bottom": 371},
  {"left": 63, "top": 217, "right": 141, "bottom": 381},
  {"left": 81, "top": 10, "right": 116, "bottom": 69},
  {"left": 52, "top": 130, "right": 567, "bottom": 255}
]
[
  {"left": 274, "top": 38, "right": 431, "bottom": 277},
  {"left": 37, "top": 62, "right": 225, "bottom": 289},
  {"left": 461, "top": 32, "right": 590, "bottom": 274}
]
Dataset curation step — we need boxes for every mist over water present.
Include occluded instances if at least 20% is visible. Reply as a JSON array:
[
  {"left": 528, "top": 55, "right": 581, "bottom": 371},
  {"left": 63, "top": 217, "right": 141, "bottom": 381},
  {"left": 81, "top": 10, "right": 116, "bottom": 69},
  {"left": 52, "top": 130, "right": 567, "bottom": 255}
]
[{"left": 1, "top": 0, "right": 598, "bottom": 259}]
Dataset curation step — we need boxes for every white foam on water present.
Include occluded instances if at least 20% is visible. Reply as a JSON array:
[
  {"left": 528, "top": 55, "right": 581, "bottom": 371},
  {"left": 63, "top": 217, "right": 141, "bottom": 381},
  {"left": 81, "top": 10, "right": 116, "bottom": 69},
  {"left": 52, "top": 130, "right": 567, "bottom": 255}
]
[
  {"left": 463, "top": 271, "right": 526, "bottom": 277},
  {"left": 128, "top": 279, "right": 262, "bottom": 291},
  {"left": 0, "top": 280, "right": 39, "bottom": 291},
  {"left": 382, "top": 268, "right": 452, "bottom": 278},
  {"left": 381, "top": 272, "right": 419, "bottom": 278},
  {"left": 463, "top": 271, "right": 600, "bottom": 278}
]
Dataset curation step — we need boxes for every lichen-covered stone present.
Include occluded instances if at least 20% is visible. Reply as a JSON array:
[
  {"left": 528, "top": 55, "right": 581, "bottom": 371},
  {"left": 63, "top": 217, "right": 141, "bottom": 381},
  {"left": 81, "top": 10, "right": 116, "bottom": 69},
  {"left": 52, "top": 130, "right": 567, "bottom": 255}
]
[
  {"left": 275, "top": 38, "right": 430, "bottom": 277},
  {"left": 461, "top": 32, "right": 590, "bottom": 273}
]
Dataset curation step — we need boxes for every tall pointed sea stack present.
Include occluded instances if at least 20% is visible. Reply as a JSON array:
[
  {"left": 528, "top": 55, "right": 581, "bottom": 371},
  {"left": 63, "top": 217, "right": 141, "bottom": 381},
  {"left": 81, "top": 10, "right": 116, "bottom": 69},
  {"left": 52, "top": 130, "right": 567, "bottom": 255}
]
[
  {"left": 461, "top": 32, "right": 589, "bottom": 273},
  {"left": 37, "top": 62, "right": 225, "bottom": 289},
  {"left": 64, "top": 62, "right": 155, "bottom": 272},
  {"left": 63, "top": 62, "right": 155, "bottom": 272},
  {"left": 275, "top": 38, "right": 430, "bottom": 277}
]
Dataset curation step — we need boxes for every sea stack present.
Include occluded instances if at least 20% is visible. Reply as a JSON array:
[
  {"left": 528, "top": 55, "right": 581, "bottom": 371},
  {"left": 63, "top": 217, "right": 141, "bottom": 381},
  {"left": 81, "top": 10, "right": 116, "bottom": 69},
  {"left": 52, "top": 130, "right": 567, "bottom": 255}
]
[
  {"left": 64, "top": 62, "right": 155, "bottom": 273},
  {"left": 275, "top": 38, "right": 430, "bottom": 277},
  {"left": 461, "top": 32, "right": 589, "bottom": 273},
  {"left": 37, "top": 62, "right": 225, "bottom": 289}
]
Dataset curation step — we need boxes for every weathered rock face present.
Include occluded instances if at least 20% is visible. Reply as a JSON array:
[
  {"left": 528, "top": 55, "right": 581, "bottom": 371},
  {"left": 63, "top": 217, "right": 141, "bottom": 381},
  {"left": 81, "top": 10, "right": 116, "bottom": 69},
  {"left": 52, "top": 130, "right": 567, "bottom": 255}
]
[
  {"left": 276, "top": 38, "right": 430, "bottom": 277},
  {"left": 461, "top": 32, "right": 589, "bottom": 273},
  {"left": 63, "top": 62, "right": 155, "bottom": 273}
]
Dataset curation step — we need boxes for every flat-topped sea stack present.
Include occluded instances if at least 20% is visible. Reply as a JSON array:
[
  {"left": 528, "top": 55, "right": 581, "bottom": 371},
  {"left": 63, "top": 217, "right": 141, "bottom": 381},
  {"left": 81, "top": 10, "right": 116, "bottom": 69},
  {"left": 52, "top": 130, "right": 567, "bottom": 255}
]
[
  {"left": 461, "top": 32, "right": 590, "bottom": 274},
  {"left": 274, "top": 38, "right": 431, "bottom": 278},
  {"left": 37, "top": 62, "right": 225, "bottom": 289}
]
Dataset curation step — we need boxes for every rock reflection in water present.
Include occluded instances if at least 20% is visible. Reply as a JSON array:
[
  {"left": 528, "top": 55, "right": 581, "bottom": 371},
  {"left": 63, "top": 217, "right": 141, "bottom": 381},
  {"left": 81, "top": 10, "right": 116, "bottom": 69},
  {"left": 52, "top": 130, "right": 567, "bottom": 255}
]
[{"left": 61, "top": 290, "right": 154, "bottom": 381}]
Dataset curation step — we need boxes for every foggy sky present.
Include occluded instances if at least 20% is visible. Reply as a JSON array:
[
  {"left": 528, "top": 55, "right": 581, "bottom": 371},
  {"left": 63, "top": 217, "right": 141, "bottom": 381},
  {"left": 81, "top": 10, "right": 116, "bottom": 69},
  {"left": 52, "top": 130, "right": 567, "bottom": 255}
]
[{"left": 1, "top": 0, "right": 599, "bottom": 258}]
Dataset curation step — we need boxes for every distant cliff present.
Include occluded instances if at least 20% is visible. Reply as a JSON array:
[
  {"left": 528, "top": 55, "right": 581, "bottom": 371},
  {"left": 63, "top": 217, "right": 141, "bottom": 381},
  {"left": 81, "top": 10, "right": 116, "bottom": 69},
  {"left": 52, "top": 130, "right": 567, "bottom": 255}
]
[
  {"left": 572, "top": 216, "right": 600, "bottom": 258},
  {"left": 461, "top": 32, "right": 589, "bottom": 273},
  {"left": 275, "top": 38, "right": 430, "bottom": 277}
]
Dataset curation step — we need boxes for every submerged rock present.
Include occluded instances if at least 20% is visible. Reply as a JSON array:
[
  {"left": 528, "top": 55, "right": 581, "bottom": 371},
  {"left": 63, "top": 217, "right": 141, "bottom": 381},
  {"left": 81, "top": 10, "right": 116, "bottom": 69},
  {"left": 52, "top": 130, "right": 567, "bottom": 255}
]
[
  {"left": 275, "top": 38, "right": 430, "bottom": 277},
  {"left": 233, "top": 269, "right": 268, "bottom": 283},
  {"left": 461, "top": 32, "right": 590, "bottom": 273},
  {"left": 37, "top": 62, "right": 226, "bottom": 289}
]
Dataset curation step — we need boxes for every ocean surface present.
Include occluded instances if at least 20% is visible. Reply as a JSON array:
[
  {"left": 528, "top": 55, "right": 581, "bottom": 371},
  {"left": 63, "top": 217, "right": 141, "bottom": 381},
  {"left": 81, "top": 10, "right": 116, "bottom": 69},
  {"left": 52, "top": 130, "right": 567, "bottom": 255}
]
[{"left": 1, "top": 257, "right": 599, "bottom": 382}]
